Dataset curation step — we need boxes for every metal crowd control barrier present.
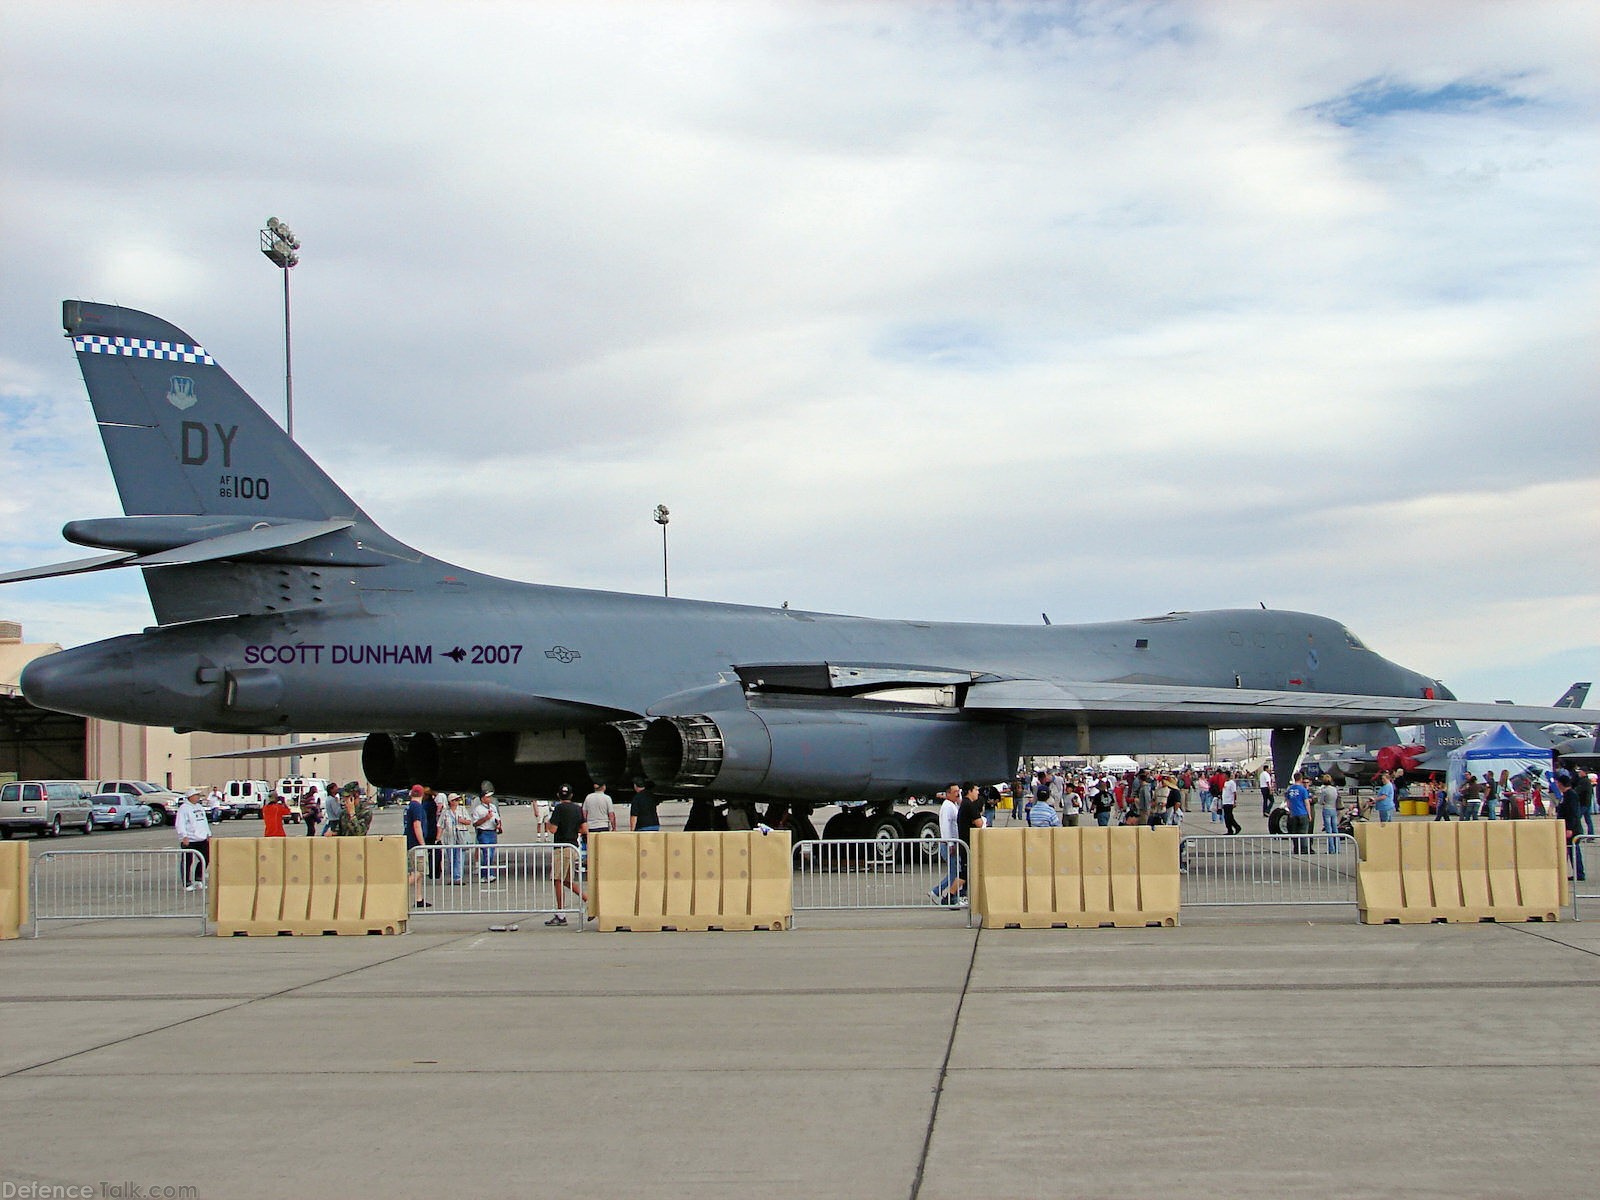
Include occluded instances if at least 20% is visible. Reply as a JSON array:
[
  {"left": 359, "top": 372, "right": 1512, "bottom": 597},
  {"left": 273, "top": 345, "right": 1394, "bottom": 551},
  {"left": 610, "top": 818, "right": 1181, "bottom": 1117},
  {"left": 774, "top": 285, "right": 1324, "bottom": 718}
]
[
  {"left": 792, "top": 838, "right": 973, "bottom": 926},
  {"left": 1179, "top": 833, "right": 1359, "bottom": 911},
  {"left": 410, "top": 843, "right": 585, "bottom": 924},
  {"left": 29, "top": 848, "right": 208, "bottom": 936},
  {"left": 1571, "top": 835, "right": 1597, "bottom": 920}
]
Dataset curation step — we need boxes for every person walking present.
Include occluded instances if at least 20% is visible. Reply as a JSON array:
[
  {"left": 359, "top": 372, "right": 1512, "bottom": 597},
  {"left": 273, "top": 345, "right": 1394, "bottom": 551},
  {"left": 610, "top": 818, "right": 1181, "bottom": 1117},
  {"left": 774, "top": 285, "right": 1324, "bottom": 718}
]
[
  {"left": 1220, "top": 771, "right": 1242, "bottom": 835},
  {"left": 175, "top": 790, "right": 212, "bottom": 891},
  {"left": 1285, "top": 773, "right": 1312, "bottom": 853},
  {"left": 545, "top": 786, "right": 588, "bottom": 924},
  {"left": 1573, "top": 767, "right": 1595, "bottom": 837},
  {"left": 930, "top": 783, "right": 964, "bottom": 904},
  {"left": 583, "top": 781, "right": 616, "bottom": 838},
  {"left": 300, "top": 785, "right": 322, "bottom": 838},
  {"left": 1462, "top": 773, "right": 1484, "bottom": 821},
  {"left": 1258, "top": 766, "right": 1274, "bottom": 818},
  {"left": 950, "top": 783, "right": 987, "bottom": 903},
  {"left": 404, "top": 785, "right": 432, "bottom": 908},
  {"left": 629, "top": 778, "right": 661, "bottom": 832},
  {"left": 1090, "top": 783, "right": 1112, "bottom": 827},
  {"left": 1555, "top": 771, "right": 1586, "bottom": 883}
]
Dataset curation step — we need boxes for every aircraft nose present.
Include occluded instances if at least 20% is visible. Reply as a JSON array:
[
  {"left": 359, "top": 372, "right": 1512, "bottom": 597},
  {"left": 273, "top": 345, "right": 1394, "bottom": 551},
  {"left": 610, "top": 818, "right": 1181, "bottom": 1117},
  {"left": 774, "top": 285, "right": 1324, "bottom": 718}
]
[{"left": 21, "top": 640, "right": 135, "bottom": 719}]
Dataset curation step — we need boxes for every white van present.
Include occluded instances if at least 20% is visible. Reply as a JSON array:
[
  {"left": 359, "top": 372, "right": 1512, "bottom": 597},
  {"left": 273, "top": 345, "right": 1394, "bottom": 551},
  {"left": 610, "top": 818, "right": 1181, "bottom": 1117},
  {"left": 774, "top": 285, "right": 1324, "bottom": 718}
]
[
  {"left": 274, "top": 777, "right": 324, "bottom": 823},
  {"left": 225, "top": 779, "right": 271, "bottom": 818}
]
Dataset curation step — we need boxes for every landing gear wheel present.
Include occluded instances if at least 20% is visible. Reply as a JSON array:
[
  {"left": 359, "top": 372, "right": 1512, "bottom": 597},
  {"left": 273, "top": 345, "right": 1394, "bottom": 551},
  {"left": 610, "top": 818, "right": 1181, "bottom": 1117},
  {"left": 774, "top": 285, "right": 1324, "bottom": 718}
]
[
  {"left": 867, "top": 813, "right": 907, "bottom": 862},
  {"left": 907, "top": 810, "right": 940, "bottom": 856},
  {"left": 821, "top": 811, "right": 865, "bottom": 840}
]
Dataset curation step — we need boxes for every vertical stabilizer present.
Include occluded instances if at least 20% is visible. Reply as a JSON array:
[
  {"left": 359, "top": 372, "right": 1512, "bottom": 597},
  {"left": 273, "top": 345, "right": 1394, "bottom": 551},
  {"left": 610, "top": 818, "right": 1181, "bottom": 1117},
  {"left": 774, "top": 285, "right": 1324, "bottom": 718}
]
[{"left": 63, "top": 300, "right": 366, "bottom": 523}]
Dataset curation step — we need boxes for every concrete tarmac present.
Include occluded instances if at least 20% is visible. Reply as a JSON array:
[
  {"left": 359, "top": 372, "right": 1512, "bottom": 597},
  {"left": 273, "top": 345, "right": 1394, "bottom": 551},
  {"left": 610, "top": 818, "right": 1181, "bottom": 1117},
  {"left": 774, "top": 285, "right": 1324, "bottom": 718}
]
[{"left": 3, "top": 895, "right": 1597, "bottom": 1199}]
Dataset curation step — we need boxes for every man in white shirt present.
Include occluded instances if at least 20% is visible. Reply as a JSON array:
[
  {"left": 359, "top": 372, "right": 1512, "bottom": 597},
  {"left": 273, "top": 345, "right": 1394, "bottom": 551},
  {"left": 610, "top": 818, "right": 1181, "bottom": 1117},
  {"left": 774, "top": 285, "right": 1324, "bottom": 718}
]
[
  {"left": 582, "top": 781, "right": 616, "bottom": 835},
  {"left": 175, "top": 790, "right": 212, "bottom": 890},
  {"left": 470, "top": 783, "right": 501, "bottom": 883},
  {"left": 930, "top": 783, "right": 963, "bottom": 904},
  {"left": 1221, "top": 772, "right": 1242, "bottom": 835}
]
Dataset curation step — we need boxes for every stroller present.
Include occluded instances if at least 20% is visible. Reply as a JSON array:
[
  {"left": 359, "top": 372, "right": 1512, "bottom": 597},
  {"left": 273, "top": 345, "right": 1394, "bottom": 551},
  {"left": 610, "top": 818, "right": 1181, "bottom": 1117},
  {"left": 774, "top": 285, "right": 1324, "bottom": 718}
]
[{"left": 1337, "top": 803, "right": 1365, "bottom": 838}]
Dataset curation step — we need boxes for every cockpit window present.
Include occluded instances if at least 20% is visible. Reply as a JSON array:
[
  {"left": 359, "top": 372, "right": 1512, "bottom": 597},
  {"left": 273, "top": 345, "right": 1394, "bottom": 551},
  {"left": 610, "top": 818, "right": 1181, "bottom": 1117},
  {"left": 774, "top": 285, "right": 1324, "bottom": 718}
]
[{"left": 1342, "top": 628, "right": 1368, "bottom": 651}]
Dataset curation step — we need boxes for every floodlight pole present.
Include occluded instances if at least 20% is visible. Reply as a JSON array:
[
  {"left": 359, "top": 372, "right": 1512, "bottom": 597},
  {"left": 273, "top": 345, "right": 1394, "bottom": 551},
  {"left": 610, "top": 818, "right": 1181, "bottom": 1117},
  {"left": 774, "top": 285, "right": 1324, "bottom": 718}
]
[
  {"left": 259, "top": 217, "right": 301, "bottom": 440},
  {"left": 654, "top": 504, "right": 670, "bottom": 597},
  {"left": 260, "top": 219, "right": 302, "bottom": 776}
]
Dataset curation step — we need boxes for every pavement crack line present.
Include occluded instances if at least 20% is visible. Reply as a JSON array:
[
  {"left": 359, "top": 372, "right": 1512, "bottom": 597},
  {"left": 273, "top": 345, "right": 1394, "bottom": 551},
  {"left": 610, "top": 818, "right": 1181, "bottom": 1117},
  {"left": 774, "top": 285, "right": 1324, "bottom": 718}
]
[
  {"left": 909, "top": 922, "right": 981, "bottom": 1200},
  {"left": 0, "top": 930, "right": 488, "bottom": 1081},
  {"left": 1499, "top": 919, "right": 1600, "bottom": 961}
]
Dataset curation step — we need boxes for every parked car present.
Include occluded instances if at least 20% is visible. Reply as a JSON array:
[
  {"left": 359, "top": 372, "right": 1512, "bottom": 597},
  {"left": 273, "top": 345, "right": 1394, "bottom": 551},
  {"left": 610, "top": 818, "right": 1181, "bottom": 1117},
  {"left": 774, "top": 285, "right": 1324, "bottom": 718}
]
[
  {"left": 1, "top": 780, "right": 96, "bottom": 838},
  {"left": 88, "top": 793, "right": 156, "bottom": 830},
  {"left": 94, "top": 780, "right": 185, "bottom": 826},
  {"left": 224, "top": 779, "right": 270, "bottom": 818}
]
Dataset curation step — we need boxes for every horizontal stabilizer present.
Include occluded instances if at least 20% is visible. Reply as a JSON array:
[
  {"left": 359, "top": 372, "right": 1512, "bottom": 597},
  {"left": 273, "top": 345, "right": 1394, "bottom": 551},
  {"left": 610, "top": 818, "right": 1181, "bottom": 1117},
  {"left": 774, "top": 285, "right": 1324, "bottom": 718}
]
[
  {"left": 0, "top": 551, "right": 137, "bottom": 585},
  {"left": 131, "top": 518, "right": 355, "bottom": 567},
  {"left": 0, "top": 519, "right": 358, "bottom": 587}
]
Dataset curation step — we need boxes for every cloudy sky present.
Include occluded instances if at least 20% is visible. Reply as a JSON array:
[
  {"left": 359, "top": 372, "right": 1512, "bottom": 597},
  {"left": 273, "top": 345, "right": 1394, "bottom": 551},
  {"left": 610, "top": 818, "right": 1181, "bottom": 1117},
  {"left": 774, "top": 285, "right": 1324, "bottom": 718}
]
[{"left": 2, "top": 0, "right": 1596, "bottom": 708}]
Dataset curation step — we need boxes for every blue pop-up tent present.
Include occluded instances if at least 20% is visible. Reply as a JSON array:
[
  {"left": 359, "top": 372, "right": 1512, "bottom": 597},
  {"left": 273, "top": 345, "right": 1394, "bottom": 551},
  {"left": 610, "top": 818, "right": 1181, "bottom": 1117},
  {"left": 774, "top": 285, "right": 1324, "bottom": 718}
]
[{"left": 1446, "top": 723, "right": 1552, "bottom": 800}]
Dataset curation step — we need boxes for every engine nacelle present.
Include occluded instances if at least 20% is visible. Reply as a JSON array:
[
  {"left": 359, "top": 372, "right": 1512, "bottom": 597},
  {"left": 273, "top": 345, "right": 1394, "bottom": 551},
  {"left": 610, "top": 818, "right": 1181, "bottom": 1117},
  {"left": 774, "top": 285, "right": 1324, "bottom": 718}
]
[
  {"left": 582, "top": 719, "right": 650, "bottom": 787},
  {"left": 638, "top": 706, "right": 1012, "bottom": 802}
]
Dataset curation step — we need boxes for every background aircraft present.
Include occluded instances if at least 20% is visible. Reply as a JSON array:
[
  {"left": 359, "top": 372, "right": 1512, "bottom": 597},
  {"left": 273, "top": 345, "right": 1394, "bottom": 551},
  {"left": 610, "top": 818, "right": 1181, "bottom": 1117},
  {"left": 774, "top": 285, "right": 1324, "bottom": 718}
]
[{"left": 8, "top": 301, "right": 1598, "bottom": 838}]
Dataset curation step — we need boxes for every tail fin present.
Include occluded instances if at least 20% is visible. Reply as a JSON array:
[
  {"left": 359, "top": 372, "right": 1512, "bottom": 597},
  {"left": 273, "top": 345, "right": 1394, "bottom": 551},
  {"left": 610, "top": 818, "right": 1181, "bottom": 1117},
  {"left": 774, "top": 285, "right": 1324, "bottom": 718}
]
[
  {"left": 64, "top": 300, "right": 364, "bottom": 522},
  {"left": 38, "top": 301, "right": 418, "bottom": 625},
  {"left": 1553, "top": 682, "right": 1591, "bottom": 709},
  {"left": 1421, "top": 718, "right": 1466, "bottom": 757}
]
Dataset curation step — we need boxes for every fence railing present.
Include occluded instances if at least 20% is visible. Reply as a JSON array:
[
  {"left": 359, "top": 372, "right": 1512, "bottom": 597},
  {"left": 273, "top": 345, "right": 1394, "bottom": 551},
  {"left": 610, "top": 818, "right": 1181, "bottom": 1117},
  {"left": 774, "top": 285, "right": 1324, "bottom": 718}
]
[
  {"left": 1571, "top": 834, "right": 1597, "bottom": 920},
  {"left": 792, "top": 837, "right": 973, "bottom": 925},
  {"left": 410, "top": 842, "right": 585, "bottom": 924},
  {"left": 29, "top": 848, "right": 208, "bottom": 936},
  {"left": 1179, "top": 832, "right": 1359, "bottom": 910}
]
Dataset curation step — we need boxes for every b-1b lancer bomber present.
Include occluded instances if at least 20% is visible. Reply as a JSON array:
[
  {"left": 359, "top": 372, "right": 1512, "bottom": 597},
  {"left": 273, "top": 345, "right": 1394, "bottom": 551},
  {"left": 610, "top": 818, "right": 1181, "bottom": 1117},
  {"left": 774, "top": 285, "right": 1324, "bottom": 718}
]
[{"left": 8, "top": 302, "right": 1597, "bottom": 840}]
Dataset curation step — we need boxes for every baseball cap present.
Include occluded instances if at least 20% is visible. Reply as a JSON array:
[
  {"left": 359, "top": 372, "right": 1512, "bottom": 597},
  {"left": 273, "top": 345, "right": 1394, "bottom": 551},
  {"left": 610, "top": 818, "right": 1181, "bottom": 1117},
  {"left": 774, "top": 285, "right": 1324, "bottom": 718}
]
[{"left": 409, "top": 784, "right": 425, "bottom": 795}]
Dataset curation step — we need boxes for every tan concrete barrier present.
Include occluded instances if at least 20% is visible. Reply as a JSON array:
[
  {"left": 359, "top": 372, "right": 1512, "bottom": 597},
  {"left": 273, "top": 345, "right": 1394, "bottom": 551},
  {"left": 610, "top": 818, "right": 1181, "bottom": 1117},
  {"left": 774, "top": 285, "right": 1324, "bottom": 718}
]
[
  {"left": 972, "top": 826, "right": 1180, "bottom": 928},
  {"left": 1356, "top": 820, "right": 1568, "bottom": 924},
  {"left": 0, "top": 841, "right": 26, "bottom": 939},
  {"left": 589, "top": 830, "right": 791, "bottom": 931},
  {"left": 213, "top": 836, "right": 408, "bottom": 935}
]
